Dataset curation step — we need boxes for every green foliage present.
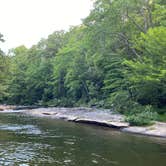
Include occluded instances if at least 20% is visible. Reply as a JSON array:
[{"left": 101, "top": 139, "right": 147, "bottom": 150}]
[
  {"left": 126, "top": 105, "right": 158, "bottom": 126},
  {"left": 0, "top": 34, "right": 10, "bottom": 102},
  {"left": 153, "top": 3, "right": 166, "bottom": 26},
  {"left": 126, "top": 113, "right": 154, "bottom": 126},
  {"left": 124, "top": 27, "right": 166, "bottom": 108},
  {"left": 157, "top": 113, "right": 166, "bottom": 122},
  {"left": 0, "top": 0, "right": 166, "bottom": 125},
  {"left": 102, "top": 54, "right": 129, "bottom": 111},
  {"left": 0, "top": 55, "right": 10, "bottom": 101}
]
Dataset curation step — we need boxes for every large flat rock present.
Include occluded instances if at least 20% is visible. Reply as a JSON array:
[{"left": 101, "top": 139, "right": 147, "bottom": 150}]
[
  {"left": 1, "top": 106, "right": 166, "bottom": 138},
  {"left": 122, "top": 122, "right": 166, "bottom": 138},
  {"left": 25, "top": 107, "right": 129, "bottom": 128}
]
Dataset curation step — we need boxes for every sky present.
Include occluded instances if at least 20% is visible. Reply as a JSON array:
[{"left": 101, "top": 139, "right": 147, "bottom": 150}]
[{"left": 0, "top": 0, "right": 93, "bottom": 52}]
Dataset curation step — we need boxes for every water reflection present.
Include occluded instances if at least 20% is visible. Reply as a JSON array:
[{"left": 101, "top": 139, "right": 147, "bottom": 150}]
[{"left": 0, "top": 113, "right": 165, "bottom": 166}]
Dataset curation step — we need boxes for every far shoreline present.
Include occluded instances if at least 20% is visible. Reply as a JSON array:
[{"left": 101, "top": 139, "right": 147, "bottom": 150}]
[{"left": 0, "top": 105, "right": 166, "bottom": 138}]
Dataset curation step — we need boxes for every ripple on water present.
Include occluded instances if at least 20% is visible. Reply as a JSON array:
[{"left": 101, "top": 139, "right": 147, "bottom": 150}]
[
  {"left": 0, "top": 124, "right": 42, "bottom": 135},
  {"left": 0, "top": 142, "right": 55, "bottom": 165},
  {"left": 91, "top": 153, "right": 119, "bottom": 165},
  {"left": 64, "top": 141, "right": 75, "bottom": 145}
]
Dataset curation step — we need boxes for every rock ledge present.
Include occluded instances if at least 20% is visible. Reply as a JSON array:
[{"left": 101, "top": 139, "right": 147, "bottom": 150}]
[{"left": 1, "top": 106, "right": 166, "bottom": 138}]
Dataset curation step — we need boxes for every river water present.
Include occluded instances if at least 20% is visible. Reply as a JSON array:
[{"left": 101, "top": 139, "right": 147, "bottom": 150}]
[{"left": 0, "top": 112, "right": 165, "bottom": 166}]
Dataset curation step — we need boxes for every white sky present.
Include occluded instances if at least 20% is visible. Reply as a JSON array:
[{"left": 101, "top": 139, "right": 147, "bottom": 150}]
[{"left": 0, "top": 0, "right": 93, "bottom": 52}]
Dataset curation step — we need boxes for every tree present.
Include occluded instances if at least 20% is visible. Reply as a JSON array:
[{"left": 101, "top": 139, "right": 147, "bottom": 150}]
[
  {"left": 0, "top": 33, "right": 9, "bottom": 102},
  {"left": 124, "top": 27, "right": 166, "bottom": 108},
  {"left": 1, "top": 0, "right": 165, "bottom": 120}
]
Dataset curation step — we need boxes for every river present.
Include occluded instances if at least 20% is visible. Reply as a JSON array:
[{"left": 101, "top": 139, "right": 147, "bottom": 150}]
[{"left": 0, "top": 112, "right": 165, "bottom": 166}]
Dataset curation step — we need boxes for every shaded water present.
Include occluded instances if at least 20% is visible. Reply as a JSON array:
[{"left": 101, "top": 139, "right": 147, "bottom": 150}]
[{"left": 0, "top": 113, "right": 165, "bottom": 166}]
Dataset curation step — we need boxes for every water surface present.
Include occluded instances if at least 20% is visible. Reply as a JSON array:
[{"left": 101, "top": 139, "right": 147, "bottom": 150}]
[{"left": 0, "top": 113, "right": 165, "bottom": 166}]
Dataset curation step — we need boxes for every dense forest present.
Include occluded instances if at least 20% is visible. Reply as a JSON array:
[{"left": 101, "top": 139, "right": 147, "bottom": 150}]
[{"left": 0, "top": 0, "right": 166, "bottom": 125}]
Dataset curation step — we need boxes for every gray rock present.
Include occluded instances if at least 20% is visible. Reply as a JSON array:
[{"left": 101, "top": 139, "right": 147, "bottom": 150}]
[
  {"left": 122, "top": 122, "right": 166, "bottom": 138},
  {"left": 1, "top": 106, "right": 166, "bottom": 138},
  {"left": 25, "top": 107, "right": 129, "bottom": 128}
]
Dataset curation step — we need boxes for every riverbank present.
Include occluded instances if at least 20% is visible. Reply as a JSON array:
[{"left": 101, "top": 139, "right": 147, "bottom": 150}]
[{"left": 0, "top": 105, "right": 166, "bottom": 138}]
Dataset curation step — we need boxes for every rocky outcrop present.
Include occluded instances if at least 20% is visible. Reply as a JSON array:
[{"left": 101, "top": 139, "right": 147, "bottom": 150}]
[
  {"left": 25, "top": 107, "right": 129, "bottom": 128},
  {"left": 122, "top": 122, "right": 166, "bottom": 138},
  {"left": 0, "top": 105, "right": 39, "bottom": 111},
  {"left": 1, "top": 106, "right": 166, "bottom": 138}
]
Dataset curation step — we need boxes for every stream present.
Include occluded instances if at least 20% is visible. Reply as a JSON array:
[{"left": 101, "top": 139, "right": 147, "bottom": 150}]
[{"left": 0, "top": 112, "right": 165, "bottom": 166}]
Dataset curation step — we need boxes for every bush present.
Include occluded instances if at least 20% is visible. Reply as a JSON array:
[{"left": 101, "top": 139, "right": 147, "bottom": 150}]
[
  {"left": 126, "top": 106, "right": 158, "bottom": 126},
  {"left": 126, "top": 114, "right": 151, "bottom": 126}
]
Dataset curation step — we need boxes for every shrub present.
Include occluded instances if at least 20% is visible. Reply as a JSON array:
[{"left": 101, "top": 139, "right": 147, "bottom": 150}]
[{"left": 126, "top": 106, "right": 158, "bottom": 126}]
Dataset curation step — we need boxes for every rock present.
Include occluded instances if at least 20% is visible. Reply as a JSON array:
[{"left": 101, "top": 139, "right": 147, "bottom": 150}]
[
  {"left": 66, "top": 115, "right": 78, "bottom": 121},
  {"left": 0, "top": 105, "right": 26, "bottom": 111},
  {"left": 14, "top": 105, "right": 40, "bottom": 110},
  {"left": 0, "top": 105, "right": 16, "bottom": 111},
  {"left": 0, "top": 105, "right": 39, "bottom": 111},
  {"left": 1, "top": 106, "right": 166, "bottom": 138},
  {"left": 74, "top": 118, "right": 129, "bottom": 128},
  {"left": 122, "top": 122, "right": 166, "bottom": 138},
  {"left": 107, "top": 121, "right": 129, "bottom": 128}
]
